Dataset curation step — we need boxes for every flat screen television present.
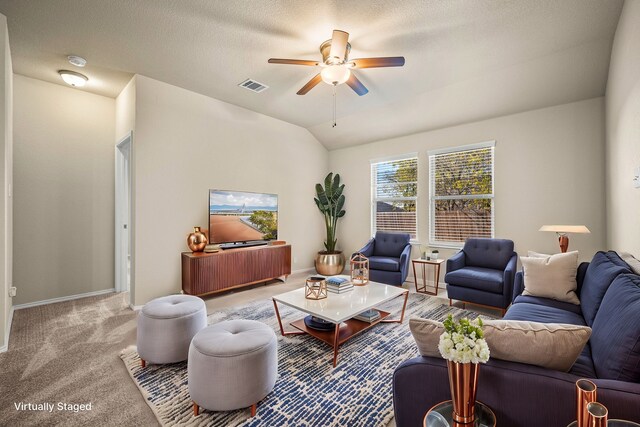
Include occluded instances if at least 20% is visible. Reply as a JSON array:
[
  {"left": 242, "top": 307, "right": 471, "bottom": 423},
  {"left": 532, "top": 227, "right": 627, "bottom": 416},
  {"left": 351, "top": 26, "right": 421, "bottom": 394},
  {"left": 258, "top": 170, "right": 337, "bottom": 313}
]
[{"left": 208, "top": 190, "right": 278, "bottom": 246}]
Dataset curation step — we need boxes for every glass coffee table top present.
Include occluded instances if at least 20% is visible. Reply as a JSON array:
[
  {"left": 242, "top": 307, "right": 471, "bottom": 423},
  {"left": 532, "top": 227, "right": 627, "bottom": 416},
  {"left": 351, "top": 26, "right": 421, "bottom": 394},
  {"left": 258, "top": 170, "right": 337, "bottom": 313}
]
[{"left": 424, "top": 401, "right": 496, "bottom": 427}]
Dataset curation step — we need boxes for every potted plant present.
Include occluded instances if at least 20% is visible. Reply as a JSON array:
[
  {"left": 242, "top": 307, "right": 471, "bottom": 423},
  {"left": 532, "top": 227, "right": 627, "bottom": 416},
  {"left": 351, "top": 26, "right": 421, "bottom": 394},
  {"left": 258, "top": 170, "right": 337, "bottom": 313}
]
[
  {"left": 431, "top": 249, "right": 439, "bottom": 260},
  {"left": 438, "top": 315, "right": 490, "bottom": 424},
  {"left": 314, "top": 172, "right": 346, "bottom": 275}
]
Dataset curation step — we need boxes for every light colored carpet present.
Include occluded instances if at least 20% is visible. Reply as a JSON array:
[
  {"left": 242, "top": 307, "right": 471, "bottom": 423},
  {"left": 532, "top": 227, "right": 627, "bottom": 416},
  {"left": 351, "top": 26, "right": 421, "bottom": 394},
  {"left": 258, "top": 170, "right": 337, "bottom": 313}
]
[{"left": 121, "top": 293, "right": 490, "bottom": 427}]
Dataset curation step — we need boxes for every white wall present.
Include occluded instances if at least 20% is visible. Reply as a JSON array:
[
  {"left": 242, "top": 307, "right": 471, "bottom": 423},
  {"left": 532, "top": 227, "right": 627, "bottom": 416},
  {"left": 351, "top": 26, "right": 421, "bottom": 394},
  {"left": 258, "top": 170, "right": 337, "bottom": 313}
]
[
  {"left": 132, "top": 75, "right": 328, "bottom": 305},
  {"left": 329, "top": 97, "right": 606, "bottom": 274},
  {"left": 605, "top": 0, "right": 640, "bottom": 256},
  {"left": 0, "top": 13, "right": 12, "bottom": 351},
  {"left": 13, "top": 75, "right": 115, "bottom": 305}
]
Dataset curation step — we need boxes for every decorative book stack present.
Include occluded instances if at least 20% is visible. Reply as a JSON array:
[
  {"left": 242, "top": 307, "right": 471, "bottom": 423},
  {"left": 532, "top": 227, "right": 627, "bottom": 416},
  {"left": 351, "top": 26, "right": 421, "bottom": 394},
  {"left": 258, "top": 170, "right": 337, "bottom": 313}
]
[
  {"left": 326, "top": 276, "right": 354, "bottom": 294},
  {"left": 353, "top": 309, "right": 381, "bottom": 323}
]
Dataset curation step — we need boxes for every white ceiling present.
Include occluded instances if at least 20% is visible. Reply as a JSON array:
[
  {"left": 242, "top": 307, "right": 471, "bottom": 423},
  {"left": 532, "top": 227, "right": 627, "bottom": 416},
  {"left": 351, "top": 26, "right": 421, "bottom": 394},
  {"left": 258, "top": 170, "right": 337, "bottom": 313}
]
[{"left": 0, "top": 0, "right": 623, "bottom": 149}]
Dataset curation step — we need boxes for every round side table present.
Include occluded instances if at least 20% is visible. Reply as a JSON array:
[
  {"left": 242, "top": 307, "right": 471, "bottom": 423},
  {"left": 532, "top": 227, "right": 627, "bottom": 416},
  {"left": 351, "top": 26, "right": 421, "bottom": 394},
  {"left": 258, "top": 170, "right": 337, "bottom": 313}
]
[{"left": 423, "top": 400, "right": 496, "bottom": 427}]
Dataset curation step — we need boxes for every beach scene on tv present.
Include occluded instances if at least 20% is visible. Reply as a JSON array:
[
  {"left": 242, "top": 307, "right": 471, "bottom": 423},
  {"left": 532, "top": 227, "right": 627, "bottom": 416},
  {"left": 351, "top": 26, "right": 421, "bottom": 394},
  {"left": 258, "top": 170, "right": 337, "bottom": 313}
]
[{"left": 209, "top": 190, "right": 278, "bottom": 244}]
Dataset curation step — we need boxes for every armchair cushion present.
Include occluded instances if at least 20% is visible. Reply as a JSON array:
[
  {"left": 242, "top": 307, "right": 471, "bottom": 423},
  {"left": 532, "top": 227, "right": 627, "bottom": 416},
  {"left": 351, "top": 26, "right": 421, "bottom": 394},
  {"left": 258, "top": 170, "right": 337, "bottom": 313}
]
[
  {"left": 373, "top": 232, "right": 411, "bottom": 258},
  {"left": 463, "top": 238, "right": 514, "bottom": 270},
  {"left": 368, "top": 256, "right": 400, "bottom": 272},
  {"left": 444, "top": 267, "right": 504, "bottom": 294}
]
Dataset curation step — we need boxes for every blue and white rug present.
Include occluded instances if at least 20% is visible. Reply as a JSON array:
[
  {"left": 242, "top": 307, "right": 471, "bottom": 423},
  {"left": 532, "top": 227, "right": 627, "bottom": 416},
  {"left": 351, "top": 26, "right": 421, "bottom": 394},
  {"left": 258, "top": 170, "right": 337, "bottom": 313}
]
[{"left": 120, "top": 293, "right": 487, "bottom": 427}]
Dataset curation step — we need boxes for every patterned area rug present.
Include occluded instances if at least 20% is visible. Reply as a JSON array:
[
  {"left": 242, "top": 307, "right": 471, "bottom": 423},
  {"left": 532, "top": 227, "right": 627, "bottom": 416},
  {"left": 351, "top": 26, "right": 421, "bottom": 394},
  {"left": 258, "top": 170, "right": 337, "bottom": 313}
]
[{"left": 121, "top": 293, "right": 489, "bottom": 427}]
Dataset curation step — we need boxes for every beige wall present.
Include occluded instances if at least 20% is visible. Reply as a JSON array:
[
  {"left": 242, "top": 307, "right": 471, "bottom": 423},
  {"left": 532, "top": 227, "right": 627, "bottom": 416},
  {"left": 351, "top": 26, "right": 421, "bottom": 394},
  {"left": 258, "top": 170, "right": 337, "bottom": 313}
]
[
  {"left": 329, "top": 97, "right": 606, "bottom": 272},
  {"left": 605, "top": 0, "right": 640, "bottom": 256},
  {"left": 0, "top": 14, "right": 12, "bottom": 350},
  {"left": 13, "top": 75, "right": 115, "bottom": 305},
  {"left": 132, "top": 75, "right": 328, "bottom": 305}
]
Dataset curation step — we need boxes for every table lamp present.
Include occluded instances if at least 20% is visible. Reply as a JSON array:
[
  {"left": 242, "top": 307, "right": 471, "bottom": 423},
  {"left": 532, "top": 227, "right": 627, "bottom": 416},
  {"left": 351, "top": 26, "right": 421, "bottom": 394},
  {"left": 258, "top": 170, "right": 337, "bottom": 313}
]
[{"left": 539, "top": 225, "right": 590, "bottom": 253}]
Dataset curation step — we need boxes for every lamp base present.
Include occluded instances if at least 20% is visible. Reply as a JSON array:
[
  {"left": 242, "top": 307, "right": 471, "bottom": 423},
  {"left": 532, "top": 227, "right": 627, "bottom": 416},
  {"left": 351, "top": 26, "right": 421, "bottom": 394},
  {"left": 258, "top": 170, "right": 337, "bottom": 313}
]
[{"left": 558, "top": 235, "right": 569, "bottom": 253}]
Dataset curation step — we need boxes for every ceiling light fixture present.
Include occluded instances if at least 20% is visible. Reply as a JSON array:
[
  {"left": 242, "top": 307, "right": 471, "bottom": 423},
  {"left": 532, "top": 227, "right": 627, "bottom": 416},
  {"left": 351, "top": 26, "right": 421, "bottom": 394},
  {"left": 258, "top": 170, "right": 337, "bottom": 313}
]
[
  {"left": 320, "top": 64, "right": 351, "bottom": 85},
  {"left": 58, "top": 70, "right": 88, "bottom": 87},
  {"left": 67, "top": 55, "right": 87, "bottom": 67}
]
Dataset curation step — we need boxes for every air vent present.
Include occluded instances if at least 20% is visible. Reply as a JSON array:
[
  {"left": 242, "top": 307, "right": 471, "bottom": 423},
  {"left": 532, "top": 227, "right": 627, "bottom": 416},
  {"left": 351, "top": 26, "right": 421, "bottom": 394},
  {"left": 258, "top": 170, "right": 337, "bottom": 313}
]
[{"left": 238, "top": 79, "right": 269, "bottom": 93}]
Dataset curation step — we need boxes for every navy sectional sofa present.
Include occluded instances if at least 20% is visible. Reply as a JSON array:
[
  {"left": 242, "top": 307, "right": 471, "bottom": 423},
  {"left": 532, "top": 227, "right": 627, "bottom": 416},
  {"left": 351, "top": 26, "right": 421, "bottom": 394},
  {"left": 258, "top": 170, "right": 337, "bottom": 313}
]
[{"left": 393, "top": 251, "right": 640, "bottom": 427}]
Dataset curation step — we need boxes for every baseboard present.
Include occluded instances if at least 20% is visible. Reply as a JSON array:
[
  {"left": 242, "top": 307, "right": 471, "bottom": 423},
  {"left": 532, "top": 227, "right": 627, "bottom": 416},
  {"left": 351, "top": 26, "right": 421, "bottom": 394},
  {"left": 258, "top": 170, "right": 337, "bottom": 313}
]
[
  {"left": 129, "top": 303, "right": 143, "bottom": 312},
  {"left": 291, "top": 267, "right": 315, "bottom": 275},
  {"left": 13, "top": 288, "right": 116, "bottom": 310},
  {"left": 0, "top": 305, "right": 13, "bottom": 353}
]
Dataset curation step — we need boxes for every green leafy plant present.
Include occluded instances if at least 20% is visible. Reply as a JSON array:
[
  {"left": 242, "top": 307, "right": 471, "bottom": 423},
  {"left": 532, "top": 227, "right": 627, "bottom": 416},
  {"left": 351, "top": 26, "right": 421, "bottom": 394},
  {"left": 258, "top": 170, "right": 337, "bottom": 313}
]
[{"left": 314, "top": 172, "right": 346, "bottom": 253}]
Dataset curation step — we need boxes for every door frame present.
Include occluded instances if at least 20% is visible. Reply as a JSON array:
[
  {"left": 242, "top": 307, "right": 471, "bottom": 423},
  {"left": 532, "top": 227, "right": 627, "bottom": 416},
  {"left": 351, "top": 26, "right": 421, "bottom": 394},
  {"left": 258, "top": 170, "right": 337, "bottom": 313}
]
[{"left": 115, "top": 132, "right": 132, "bottom": 296}]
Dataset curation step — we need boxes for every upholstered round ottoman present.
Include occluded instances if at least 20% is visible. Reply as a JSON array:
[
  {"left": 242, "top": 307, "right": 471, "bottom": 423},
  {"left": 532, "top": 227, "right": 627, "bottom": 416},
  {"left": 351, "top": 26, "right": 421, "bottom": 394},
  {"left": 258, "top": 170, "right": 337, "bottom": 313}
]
[
  {"left": 137, "top": 294, "right": 207, "bottom": 367},
  {"left": 188, "top": 320, "right": 278, "bottom": 417}
]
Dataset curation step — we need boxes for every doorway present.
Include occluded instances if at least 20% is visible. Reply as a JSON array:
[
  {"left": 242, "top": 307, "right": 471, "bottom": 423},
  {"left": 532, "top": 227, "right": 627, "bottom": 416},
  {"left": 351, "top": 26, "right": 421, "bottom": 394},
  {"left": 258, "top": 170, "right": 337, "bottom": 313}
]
[{"left": 115, "top": 133, "right": 132, "bottom": 298}]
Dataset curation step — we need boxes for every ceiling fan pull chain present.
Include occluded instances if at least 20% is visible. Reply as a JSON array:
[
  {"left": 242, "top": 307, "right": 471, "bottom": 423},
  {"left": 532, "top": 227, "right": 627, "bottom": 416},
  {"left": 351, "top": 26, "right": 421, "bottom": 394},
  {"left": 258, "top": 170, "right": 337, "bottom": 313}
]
[{"left": 332, "top": 84, "right": 337, "bottom": 127}]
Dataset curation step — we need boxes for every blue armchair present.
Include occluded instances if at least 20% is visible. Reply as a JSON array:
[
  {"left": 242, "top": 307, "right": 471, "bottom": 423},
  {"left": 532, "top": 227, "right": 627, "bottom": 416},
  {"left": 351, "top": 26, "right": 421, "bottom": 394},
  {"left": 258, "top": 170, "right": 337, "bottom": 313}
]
[
  {"left": 353, "top": 232, "right": 412, "bottom": 286},
  {"left": 444, "top": 238, "right": 517, "bottom": 315}
]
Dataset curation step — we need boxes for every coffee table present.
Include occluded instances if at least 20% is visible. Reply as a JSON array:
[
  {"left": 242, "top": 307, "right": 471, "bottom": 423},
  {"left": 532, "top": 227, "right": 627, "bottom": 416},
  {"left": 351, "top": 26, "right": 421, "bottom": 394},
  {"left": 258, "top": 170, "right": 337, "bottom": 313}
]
[{"left": 272, "top": 280, "right": 409, "bottom": 367}]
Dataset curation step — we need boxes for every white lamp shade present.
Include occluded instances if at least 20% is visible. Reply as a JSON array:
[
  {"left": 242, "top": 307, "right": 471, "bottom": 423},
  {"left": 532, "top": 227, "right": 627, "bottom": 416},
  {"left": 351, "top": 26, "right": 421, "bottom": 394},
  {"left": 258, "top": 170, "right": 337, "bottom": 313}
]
[
  {"left": 321, "top": 65, "right": 350, "bottom": 85},
  {"left": 59, "top": 70, "right": 88, "bottom": 87},
  {"left": 539, "top": 225, "right": 590, "bottom": 234}
]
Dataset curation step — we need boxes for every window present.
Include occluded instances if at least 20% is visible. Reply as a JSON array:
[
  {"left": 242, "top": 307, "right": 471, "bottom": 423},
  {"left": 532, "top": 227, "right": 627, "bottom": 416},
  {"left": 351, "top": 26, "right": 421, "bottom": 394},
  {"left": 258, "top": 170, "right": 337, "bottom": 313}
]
[
  {"left": 371, "top": 155, "right": 418, "bottom": 239},
  {"left": 428, "top": 142, "right": 495, "bottom": 247}
]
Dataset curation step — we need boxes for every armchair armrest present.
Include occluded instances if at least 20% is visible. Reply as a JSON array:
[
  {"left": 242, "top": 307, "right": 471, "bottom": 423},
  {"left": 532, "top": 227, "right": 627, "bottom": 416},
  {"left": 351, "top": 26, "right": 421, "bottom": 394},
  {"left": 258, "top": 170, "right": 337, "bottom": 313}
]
[
  {"left": 353, "top": 238, "right": 375, "bottom": 258},
  {"left": 513, "top": 271, "right": 525, "bottom": 302},
  {"left": 503, "top": 253, "right": 518, "bottom": 303},
  {"left": 446, "top": 250, "right": 465, "bottom": 274},
  {"left": 399, "top": 244, "right": 412, "bottom": 283}
]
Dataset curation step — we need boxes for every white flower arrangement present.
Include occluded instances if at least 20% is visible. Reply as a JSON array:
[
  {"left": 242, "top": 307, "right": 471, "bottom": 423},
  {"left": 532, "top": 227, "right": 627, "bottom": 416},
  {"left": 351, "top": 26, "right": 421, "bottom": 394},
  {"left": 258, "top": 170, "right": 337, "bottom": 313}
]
[{"left": 438, "top": 314, "right": 490, "bottom": 364}]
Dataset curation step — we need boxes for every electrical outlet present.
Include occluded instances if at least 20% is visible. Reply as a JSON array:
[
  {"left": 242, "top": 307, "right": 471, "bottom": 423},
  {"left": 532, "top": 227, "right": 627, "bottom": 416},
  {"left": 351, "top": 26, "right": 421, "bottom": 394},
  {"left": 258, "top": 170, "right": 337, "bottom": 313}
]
[
  {"left": 634, "top": 166, "right": 640, "bottom": 189},
  {"left": 9, "top": 286, "right": 17, "bottom": 297}
]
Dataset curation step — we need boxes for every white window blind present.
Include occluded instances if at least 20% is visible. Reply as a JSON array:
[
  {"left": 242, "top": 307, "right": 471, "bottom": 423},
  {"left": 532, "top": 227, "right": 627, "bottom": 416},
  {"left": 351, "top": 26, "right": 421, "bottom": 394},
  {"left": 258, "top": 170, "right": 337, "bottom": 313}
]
[
  {"left": 429, "top": 143, "right": 494, "bottom": 247},
  {"left": 371, "top": 156, "right": 418, "bottom": 239}
]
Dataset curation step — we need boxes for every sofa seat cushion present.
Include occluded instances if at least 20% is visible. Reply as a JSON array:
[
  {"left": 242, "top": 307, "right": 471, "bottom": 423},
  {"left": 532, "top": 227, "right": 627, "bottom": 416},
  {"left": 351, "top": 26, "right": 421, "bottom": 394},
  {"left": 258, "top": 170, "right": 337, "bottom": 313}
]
[
  {"left": 590, "top": 274, "right": 640, "bottom": 381},
  {"left": 513, "top": 295, "right": 582, "bottom": 315},
  {"left": 580, "top": 251, "right": 631, "bottom": 326},
  {"left": 445, "top": 267, "right": 504, "bottom": 294},
  {"left": 569, "top": 343, "right": 597, "bottom": 378},
  {"left": 368, "top": 256, "right": 400, "bottom": 272},
  {"left": 504, "top": 302, "right": 586, "bottom": 326}
]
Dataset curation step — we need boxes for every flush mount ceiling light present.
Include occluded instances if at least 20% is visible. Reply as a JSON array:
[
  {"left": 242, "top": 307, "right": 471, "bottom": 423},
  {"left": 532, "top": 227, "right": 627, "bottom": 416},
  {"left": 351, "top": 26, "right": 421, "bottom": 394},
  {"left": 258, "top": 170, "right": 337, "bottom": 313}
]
[
  {"left": 67, "top": 55, "right": 87, "bottom": 67},
  {"left": 58, "top": 70, "right": 88, "bottom": 87},
  {"left": 320, "top": 64, "right": 351, "bottom": 85}
]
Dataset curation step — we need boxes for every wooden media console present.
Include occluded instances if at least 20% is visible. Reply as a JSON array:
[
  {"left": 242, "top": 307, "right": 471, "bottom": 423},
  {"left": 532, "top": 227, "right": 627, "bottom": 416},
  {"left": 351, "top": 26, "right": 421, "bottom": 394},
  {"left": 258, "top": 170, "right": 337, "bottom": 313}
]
[{"left": 181, "top": 244, "right": 292, "bottom": 297}]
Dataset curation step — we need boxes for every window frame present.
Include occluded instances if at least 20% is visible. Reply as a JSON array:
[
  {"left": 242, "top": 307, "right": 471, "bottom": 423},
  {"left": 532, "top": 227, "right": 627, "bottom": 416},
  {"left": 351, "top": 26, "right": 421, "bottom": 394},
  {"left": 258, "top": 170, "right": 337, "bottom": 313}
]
[
  {"left": 428, "top": 141, "right": 496, "bottom": 249},
  {"left": 370, "top": 153, "right": 419, "bottom": 241}
]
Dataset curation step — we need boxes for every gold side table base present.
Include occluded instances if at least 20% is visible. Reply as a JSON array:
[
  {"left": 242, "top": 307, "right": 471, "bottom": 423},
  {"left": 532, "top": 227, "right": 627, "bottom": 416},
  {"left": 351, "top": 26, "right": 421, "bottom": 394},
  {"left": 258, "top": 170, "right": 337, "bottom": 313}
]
[{"left": 423, "top": 400, "right": 496, "bottom": 427}]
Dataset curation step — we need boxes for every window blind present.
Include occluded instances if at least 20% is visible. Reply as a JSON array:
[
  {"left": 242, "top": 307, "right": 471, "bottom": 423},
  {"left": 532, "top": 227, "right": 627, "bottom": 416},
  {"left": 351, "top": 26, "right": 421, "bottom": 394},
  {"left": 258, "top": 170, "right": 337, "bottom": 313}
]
[
  {"left": 429, "top": 144, "right": 494, "bottom": 246},
  {"left": 371, "top": 156, "right": 418, "bottom": 239}
]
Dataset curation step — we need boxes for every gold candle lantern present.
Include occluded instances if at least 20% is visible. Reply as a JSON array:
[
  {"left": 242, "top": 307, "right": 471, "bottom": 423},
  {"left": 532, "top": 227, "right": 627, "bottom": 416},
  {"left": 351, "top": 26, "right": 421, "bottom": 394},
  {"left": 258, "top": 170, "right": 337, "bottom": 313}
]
[
  {"left": 305, "top": 276, "right": 327, "bottom": 300},
  {"left": 350, "top": 253, "right": 369, "bottom": 286}
]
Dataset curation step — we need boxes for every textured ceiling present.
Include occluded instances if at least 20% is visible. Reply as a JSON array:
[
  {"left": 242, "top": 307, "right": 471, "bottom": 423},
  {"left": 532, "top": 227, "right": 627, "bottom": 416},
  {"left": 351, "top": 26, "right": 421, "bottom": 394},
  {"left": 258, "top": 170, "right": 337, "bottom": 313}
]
[{"left": 0, "top": 0, "right": 623, "bottom": 149}]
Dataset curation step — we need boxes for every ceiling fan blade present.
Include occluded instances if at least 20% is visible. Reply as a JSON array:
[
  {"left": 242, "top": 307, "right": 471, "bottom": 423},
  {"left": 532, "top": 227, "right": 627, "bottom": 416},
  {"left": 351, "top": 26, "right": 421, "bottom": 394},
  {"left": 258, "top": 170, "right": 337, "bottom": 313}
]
[
  {"left": 350, "top": 57, "right": 405, "bottom": 68},
  {"left": 329, "top": 30, "right": 349, "bottom": 62},
  {"left": 346, "top": 73, "right": 369, "bottom": 96},
  {"left": 268, "top": 58, "right": 320, "bottom": 66},
  {"left": 297, "top": 74, "right": 323, "bottom": 95}
]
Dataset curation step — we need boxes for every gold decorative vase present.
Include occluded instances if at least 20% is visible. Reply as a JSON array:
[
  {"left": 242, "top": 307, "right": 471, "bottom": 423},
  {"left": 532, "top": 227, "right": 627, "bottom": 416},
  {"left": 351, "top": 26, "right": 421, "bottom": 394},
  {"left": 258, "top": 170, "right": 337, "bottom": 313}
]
[
  {"left": 187, "top": 227, "right": 207, "bottom": 252},
  {"left": 447, "top": 361, "right": 479, "bottom": 424},
  {"left": 315, "top": 251, "right": 345, "bottom": 275},
  {"left": 576, "top": 379, "right": 597, "bottom": 427}
]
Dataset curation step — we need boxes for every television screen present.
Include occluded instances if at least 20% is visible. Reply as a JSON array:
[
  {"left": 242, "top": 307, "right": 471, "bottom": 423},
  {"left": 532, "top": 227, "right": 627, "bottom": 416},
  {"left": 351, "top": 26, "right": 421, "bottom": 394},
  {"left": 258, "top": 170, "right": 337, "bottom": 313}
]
[{"left": 209, "top": 190, "right": 278, "bottom": 244}]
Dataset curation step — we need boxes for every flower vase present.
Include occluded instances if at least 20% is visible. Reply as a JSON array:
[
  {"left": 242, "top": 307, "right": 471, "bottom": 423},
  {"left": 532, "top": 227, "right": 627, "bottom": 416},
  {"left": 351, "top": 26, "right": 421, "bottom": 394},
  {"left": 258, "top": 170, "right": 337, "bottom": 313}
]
[{"left": 447, "top": 360, "right": 479, "bottom": 424}]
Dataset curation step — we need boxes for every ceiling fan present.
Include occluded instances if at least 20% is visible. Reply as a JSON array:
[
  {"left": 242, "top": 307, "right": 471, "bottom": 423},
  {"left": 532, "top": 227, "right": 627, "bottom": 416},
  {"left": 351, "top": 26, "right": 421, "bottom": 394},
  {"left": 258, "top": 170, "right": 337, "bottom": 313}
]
[{"left": 268, "top": 30, "right": 405, "bottom": 96}]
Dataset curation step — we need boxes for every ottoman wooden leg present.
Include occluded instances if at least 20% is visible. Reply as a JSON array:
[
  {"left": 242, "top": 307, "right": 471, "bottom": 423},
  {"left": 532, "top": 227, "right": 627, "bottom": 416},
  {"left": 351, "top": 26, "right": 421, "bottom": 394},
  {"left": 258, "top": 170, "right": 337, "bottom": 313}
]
[
  {"left": 140, "top": 359, "right": 146, "bottom": 368},
  {"left": 193, "top": 402, "right": 199, "bottom": 416},
  {"left": 250, "top": 403, "right": 257, "bottom": 417}
]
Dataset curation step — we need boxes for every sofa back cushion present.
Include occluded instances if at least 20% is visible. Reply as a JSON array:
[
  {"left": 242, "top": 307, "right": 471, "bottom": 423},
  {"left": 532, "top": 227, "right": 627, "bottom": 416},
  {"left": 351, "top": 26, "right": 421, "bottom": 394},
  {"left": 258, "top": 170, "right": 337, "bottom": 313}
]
[
  {"left": 373, "top": 232, "right": 410, "bottom": 257},
  {"left": 580, "top": 251, "right": 631, "bottom": 326},
  {"left": 521, "top": 251, "right": 580, "bottom": 304},
  {"left": 463, "top": 238, "right": 514, "bottom": 270},
  {"left": 590, "top": 274, "right": 640, "bottom": 381}
]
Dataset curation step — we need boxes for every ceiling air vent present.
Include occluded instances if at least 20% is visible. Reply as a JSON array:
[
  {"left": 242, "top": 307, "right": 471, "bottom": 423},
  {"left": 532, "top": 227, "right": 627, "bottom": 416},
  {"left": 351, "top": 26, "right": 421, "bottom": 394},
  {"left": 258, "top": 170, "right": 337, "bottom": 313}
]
[{"left": 238, "top": 79, "right": 269, "bottom": 93}]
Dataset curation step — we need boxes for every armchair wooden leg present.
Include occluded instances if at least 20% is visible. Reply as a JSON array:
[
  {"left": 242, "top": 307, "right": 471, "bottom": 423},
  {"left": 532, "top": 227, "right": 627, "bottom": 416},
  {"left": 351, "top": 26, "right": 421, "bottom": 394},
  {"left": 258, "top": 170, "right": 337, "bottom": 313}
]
[
  {"left": 501, "top": 308, "right": 506, "bottom": 317},
  {"left": 193, "top": 402, "right": 199, "bottom": 416},
  {"left": 140, "top": 359, "right": 146, "bottom": 368},
  {"left": 449, "top": 299, "right": 452, "bottom": 307},
  {"left": 250, "top": 403, "right": 257, "bottom": 417}
]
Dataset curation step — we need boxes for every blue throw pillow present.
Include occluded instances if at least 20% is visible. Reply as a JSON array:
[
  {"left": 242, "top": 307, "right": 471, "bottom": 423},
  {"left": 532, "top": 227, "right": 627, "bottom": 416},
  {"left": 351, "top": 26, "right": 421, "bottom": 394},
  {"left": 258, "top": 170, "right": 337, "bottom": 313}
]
[
  {"left": 580, "top": 251, "right": 631, "bottom": 326},
  {"left": 590, "top": 274, "right": 640, "bottom": 381}
]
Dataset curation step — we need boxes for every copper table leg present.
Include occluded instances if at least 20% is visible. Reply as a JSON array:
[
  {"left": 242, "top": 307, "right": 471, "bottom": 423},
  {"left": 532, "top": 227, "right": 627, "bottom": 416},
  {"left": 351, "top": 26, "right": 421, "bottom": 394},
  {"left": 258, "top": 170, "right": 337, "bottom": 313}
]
[
  {"left": 272, "top": 299, "right": 304, "bottom": 337},
  {"left": 332, "top": 322, "right": 340, "bottom": 368},
  {"left": 381, "top": 290, "right": 409, "bottom": 323}
]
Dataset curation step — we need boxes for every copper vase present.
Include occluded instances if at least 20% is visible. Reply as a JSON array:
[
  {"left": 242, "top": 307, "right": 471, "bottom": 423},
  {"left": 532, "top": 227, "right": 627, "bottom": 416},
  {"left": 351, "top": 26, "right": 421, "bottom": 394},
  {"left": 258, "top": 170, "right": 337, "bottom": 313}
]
[
  {"left": 447, "top": 361, "right": 479, "bottom": 424},
  {"left": 576, "top": 379, "right": 597, "bottom": 427},
  {"left": 586, "top": 402, "right": 608, "bottom": 427},
  {"left": 187, "top": 227, "right": 207, "bottom": 252}
]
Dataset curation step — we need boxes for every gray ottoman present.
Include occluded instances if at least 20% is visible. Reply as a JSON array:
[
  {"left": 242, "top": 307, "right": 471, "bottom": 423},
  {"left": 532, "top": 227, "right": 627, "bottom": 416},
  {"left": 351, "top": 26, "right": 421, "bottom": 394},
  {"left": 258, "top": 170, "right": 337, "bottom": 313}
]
[
  {"left": 137, "top": 294, "right": 207, "bottom": 367},
  {"left": 188, "top": 320, "right": 278, "bottom": 417}
]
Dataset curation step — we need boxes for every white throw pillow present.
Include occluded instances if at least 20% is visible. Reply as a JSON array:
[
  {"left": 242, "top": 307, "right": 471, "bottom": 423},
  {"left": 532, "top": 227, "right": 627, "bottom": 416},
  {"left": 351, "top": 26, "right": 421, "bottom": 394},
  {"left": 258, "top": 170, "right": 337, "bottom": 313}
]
[
  {"left": 409, "top": 317, "right": 591, "bottom": 372},
  {"left": 521, "top": 251, "right": 580, "bottom": 304}
]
